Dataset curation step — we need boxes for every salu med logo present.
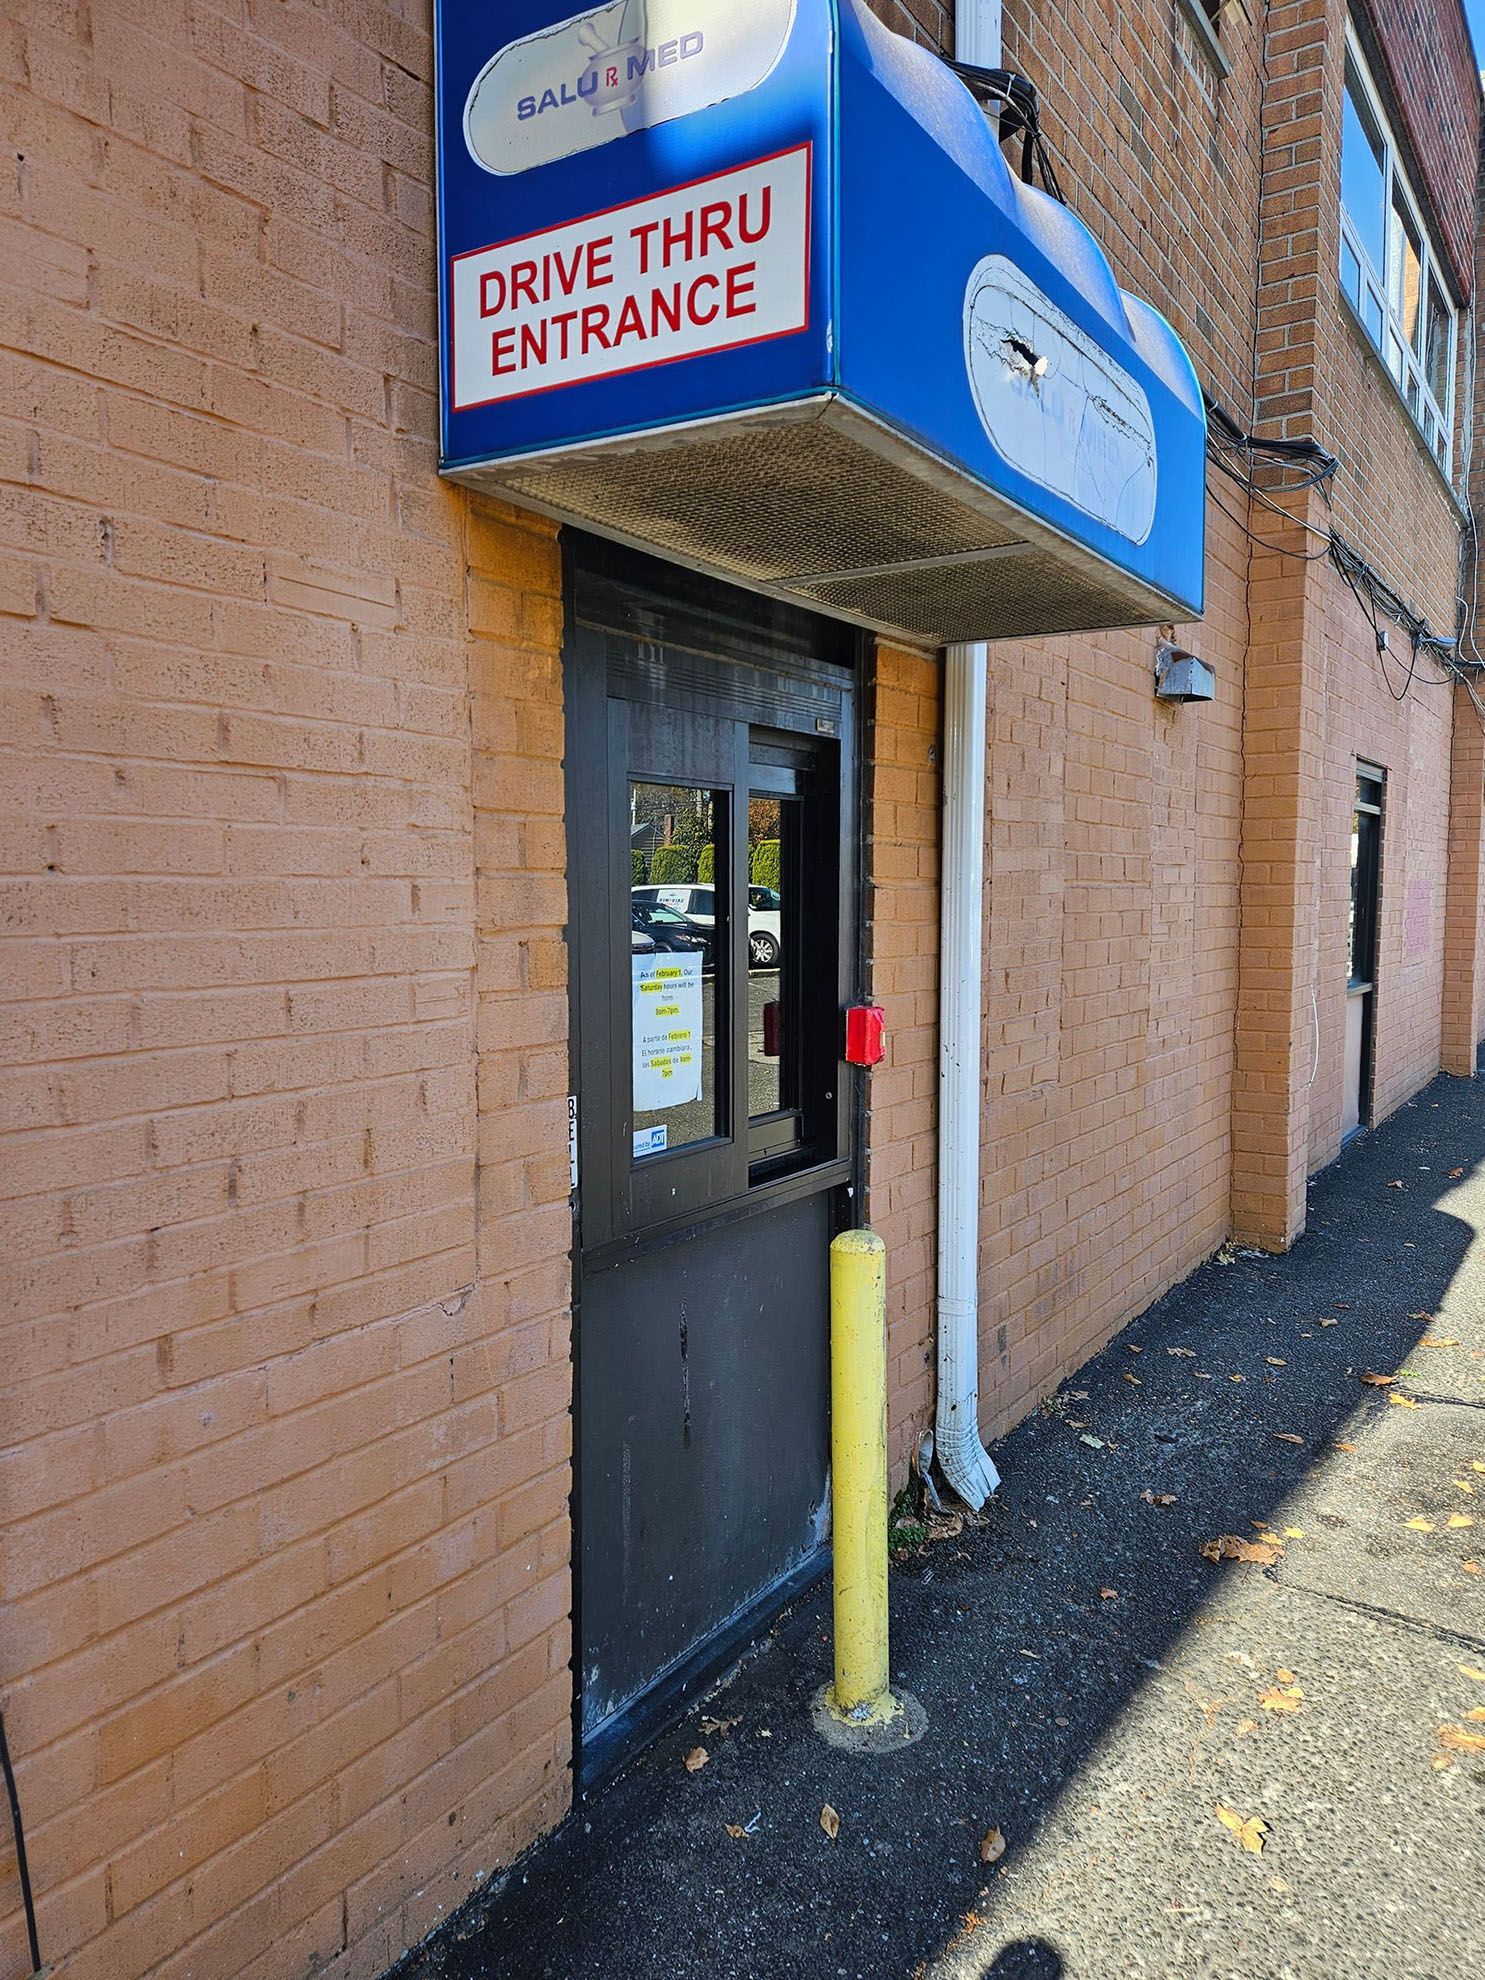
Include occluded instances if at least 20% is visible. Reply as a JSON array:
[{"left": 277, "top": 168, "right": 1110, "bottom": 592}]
[
  {"left": 462, "top": 0, "right": 797, "bottom": 177},
  {"left": 517, "top": 28, "right": 706, "bottom": 122}
]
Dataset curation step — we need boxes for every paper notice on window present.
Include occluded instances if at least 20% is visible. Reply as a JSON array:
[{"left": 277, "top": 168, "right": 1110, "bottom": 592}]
[{"left": 632, "top": 952, "right": 703, "bottom": 1112}]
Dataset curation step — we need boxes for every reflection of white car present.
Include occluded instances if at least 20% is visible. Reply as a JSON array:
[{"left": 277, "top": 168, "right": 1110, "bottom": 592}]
[{"left": 632, "top": 883, "right": 782, "bottom": 968}]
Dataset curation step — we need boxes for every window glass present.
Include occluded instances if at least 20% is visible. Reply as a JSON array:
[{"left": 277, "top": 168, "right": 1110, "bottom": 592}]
[
  {"left": 746, "top": 794, "right": 788, "bottom": 1121},
  {"left": 1425, "top": 275, "right": 1451, "bottom": 409},
  {"left": 1341, "top": 62, "right": 1386, "bottom": 276},
  {"left": 630, "top": 783, "right": 722, "bottom": 1159},
  {"left": 1340, "top": 236, "right": 1361, "bottom": 306},
  {"left": 1388, "top": 184, "right": 1423, "bottom": 352}
]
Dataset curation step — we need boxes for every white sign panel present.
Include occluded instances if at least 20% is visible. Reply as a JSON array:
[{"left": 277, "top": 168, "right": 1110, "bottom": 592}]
[
  {"left": 964, "top": 254, "right": 1157, "bottom": 544},
  {"left": 449, "top": 145, "right": 810, "bottom": 412},
  {"left": 632, "top": 951, "right": 703, "bottom": 1112},
  {"left": 463, "top": 0, "right": 798, "bottom": 178}
]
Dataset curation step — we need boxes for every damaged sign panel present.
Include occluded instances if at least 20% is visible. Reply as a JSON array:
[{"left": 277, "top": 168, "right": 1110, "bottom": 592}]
[{"left": 435, "top": 0, "right": 1206, "bottom": 641}]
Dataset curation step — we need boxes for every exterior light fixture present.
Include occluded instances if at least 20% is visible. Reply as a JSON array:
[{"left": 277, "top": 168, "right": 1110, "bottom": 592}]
[{"left": 1154, "top": 640, "right": 1215, "bottom": 704}]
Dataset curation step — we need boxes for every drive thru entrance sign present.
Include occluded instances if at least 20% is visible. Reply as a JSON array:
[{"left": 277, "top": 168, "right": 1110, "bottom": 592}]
[{"left": 449, "top": 146, "right": 810, "bottom": 410}]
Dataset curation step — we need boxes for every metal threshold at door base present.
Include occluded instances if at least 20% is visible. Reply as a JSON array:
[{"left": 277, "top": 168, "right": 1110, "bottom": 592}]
[{"left": 578, "top": 1548, "right": 831, "bottom": 1791}]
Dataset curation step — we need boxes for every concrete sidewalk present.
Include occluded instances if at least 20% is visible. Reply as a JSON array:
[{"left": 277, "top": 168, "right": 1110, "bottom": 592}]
[{"left": 397, "top": 1065, "right": 1485, "bottom": 1980}]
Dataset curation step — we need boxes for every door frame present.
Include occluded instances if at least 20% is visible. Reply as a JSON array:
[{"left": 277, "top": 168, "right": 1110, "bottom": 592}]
[{"left": 559, "top": 533, "right": 871, "bottom": 1785}]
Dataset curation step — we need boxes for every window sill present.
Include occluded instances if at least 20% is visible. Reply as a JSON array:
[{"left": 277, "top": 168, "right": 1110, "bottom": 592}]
[
  {"left": 1337, "top": 283, "right": 1465, "bottom": 518},
  {"left": 1174, "top": 0, "right": 1232, "bottom": 79}
]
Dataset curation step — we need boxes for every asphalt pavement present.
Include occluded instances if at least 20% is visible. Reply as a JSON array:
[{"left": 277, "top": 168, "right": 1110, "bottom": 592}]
[{"left": 396, "top": 1059, "right": 1485, "bottom": 1980}]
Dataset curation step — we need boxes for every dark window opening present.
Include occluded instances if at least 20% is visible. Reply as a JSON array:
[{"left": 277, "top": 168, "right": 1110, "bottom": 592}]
[{"left": 1350, "top": 765, "right": 1384, "bottom": 989}]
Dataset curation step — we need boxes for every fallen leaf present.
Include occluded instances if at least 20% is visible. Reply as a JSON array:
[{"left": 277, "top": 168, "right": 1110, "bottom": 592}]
[
  {"left": 1420, "top": 1337, "right": 1459, "bottom": 1348},
  {"left": 1266, "top": 1357, "right": 1287, "bottom": 1367},
  {"left": 1448, "top": 1168, "right": 1465, "bottom": 1178},
  {"left": 1332, "top": 1440, "right": 1357, "bottom": 1452},
  {"left": 1447, "top": 1513, "right": 1474, "bottom": 1529},
  {"left": 1388, "top": 1392, "right": 1420, "bottom": 1408},
  {"left": 1123, "top": 1371, "right": 1142, "bottom": 1386},
  {"left": 1140, "top": 1489, "right": 1177, "bottom": 1506},
  {"left": 1407, "top": 1312, "right": 1433, "bottom": 1321},
  {"left": 1474, "top": 1462, "right": 1485, "bottom": 1474},
  {"left": 1452, "top": 1481, "right": 1475, "bottom": 1495},
  {"left": 724, "top": 1823, "right": 747, "bottom": 1838},
  {"left": 1236, "top": 1717, "right": 1260, "bottom": 1734},
  {"left": 1431, "top": 1752, "right": 1456, "bottom": 1772},
  {"left": 1360, "top": 1370, "right": 1396, "bottom": 1387},
  {"left": 1465, "top": 1707, "right": 1485, "bottom": 1723},
  {"left": 1457, "top": 1664, "right": 1485, "bottom": 1682},
  {"left": 1276, "top": 1666, "right": 1298, "bottom": 1684},
  {"left": 1126, "top": 1344, "right": 1143, "bottom": 1354},
  {"left": 1437, "top": 1724, "right": 1485, "bottom": 1754},
  {"left": 1403, "top": 1517, "right": 1435, "bottom": 1531},
  {"left": 1272, "top": 1875, "right": 1292, "bottom": 1893},
  {"left": 820, "top": 1803, "right": 840, "bottom": 1839},
  {"left": 700, "top": 1715, "right": 741, "bottom": 1737},
  {"left": 1282, "top": 1526, "right": 1305, "bottom": 1539},
  {"left": 1168, "top": 1346, "right": 1196, "bottom": 1358},
  {"left": 1229, "top": 1374, "right": 1245, "bottom": 1384},
  {"left": 979, "top": 1826, "right": 1007, "bottom": 1864},
  {"left": 1099, "top": 1587, "right": 1119, "bottom": 1601},
  {"left": 1464, "top": 1561, "right": 1481, "bottom": 1575},
  {"left": 1259, "top": 1678, "right": 1304, "bottom": 1711},
  {"left": 1215, "top": 1803, "right": 1269, "bottom": 1853},
  {"left": 1201, "top": 1534, "right": 1281, "bottom": 1566},
  {"left": 1079, "top": 1434, "right": 1105, "bottom": 1450},
  {"left": 683, "top": 1746, "right": 709, "bottom": 1772},
  {"left": 1318, "top": 1317, "right": 1340, "bottom": 1328},
  {"left": 1272, "top": 1432, "right": 1305, "bottom": 1446},
  {"left": 1387, "top": 1180, "right": 1405, "bottom": 1189}
]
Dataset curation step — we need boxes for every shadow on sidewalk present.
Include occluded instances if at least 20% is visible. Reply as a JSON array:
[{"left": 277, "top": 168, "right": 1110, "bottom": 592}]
[{"left": 395, "top": 1062, "right": 1484, "bottom": 1980}]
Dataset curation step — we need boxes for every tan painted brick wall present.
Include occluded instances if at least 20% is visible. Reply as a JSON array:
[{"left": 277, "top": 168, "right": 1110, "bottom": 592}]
[
  {"left": 863, "top": 642, "right": 942, "bottom": 1485},
  {"left": 1305, "top": 572, "right": 1454, "bottom": 1169},
  {"left": 0, "top": 9, "right": 570, "bottom": 1980},
  {"left": 974, "top": 494, "right": 1247, "bottom": 1432}
]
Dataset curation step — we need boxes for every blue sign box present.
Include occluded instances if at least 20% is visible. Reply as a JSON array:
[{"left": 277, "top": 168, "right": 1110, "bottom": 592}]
[{"left": 435, "top": 0, "right": 1206, "bottom": 640}]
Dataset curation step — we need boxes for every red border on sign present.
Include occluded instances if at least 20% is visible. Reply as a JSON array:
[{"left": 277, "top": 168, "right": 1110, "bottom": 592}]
[{"left": 448, "top": 141, "right": 814, "bottom": 413}]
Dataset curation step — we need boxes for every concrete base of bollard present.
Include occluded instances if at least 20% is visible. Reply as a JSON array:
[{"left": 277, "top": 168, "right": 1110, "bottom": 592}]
[{"left": 809, "top": 1682, "right": 928, "bottom": 1754}]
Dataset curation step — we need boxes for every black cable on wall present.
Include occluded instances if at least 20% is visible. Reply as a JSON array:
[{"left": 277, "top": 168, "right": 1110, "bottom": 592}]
[{"left": 0, "top": 1709, "right": 41, "bottom": 1978}]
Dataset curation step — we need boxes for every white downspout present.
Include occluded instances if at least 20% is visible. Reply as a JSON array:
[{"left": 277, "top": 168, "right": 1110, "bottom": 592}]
[{"left": 933, "top": 0, "right": 1003, "bottom": 1511}]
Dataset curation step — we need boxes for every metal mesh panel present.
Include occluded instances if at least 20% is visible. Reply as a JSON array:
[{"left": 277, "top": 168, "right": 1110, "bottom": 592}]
[
  {"left": 498, "top": 419, "right": 1022, "bottom": 583},
  {"left": 799, "top": 550, "right": 1159, "bottom": 643},
  {"left": 468, "top": 404, "right": 1177, "bottom": 644}
]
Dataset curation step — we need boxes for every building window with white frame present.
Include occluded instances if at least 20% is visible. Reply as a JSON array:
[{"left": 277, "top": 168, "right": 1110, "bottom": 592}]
[{"left": 1338, "top": 31, "right": 1456, "bottom": 475}]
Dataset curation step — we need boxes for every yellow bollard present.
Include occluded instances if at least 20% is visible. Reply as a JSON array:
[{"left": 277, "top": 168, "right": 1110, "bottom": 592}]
[{"left": 827, "top": 1227, "right": 893, "bottom": 1723}]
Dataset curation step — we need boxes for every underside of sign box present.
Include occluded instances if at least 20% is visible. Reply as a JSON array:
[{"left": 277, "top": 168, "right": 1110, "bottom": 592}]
[{"left": 449, "top": 393, "right": 1177, "bottom": 647}]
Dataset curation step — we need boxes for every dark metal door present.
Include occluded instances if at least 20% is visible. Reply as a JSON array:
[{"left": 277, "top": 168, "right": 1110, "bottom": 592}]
[{"left": 566, "top": 540, "right": 859, "bottom": 1776}]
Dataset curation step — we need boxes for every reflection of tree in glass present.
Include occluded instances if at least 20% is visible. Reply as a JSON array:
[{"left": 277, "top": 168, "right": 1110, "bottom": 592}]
[
  {"left": 631, "top": 783, "right": 712, "bottom": 885},
  {"left": 749, "top": 795, "right": 781, "bottom": 844},
  {"left": 748, "top": 796, "right": 782, "bottom": 889}
]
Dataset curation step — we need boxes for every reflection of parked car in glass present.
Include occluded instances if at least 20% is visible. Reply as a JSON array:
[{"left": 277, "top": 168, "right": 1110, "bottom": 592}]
[
  {"left": 631, "top": 926, "right": 657, "bottom": 954},
  {"left": 632, "top": 883, "right": 781, "bottom": 968},
  {"left": 631, "top": 901, "right": 712, "bottom": 969}
]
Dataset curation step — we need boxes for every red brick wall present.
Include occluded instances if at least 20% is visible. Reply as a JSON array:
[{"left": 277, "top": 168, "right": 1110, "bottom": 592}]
[
  {"left": 1356, "top": 0, "right": 1481, "bottom": 301},
  {"left": 1442, "top": 683, "right": 1485, "bottom": 1073},
  {"left": 0, "top": 9, "right": 570, "bottom": 1979}
]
